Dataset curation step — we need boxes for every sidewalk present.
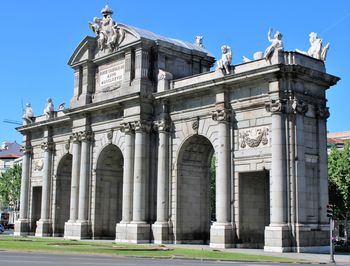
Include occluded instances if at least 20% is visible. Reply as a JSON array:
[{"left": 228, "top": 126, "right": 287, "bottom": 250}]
[{"left": 170, "top": 244, "right": 350, "bottom": 265}]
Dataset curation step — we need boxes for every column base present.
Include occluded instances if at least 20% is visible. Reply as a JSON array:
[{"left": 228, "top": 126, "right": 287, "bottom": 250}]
[
  {"left": 292, "top": 224, "right": 330, "bottom": 253},
  {"left": 152, "top": 222, "right": 170, "bottom": 244},
  {"left": 64, "top": 220, "right": 90, "bottom": 240},
  {"left": 115, "top": 222, "right": 130, "bottom": 243},
  {"left": 264, "top": 225, "right": 291, "bottom": 252},
  {"left": 35, "top": 219, "right": 52, "bottom": 237},
  {"left": 209, "top": 223, "right": 233, "bottom": 248},
  {"left": 264, "top": 224, "right": 330, "bottom": 253},
  {"left": 116, "top": 222, "right": 150, "bottom": 244},
  {"left": 14, "top": 219, "right": 29, "bottom": 236}
]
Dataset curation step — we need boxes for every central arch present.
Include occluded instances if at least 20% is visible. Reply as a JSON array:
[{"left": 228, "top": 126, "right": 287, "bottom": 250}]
[
  {"left": 175, "top": 135, "right": 215, "bottom": 244},
  {"left": 94, "top": 144, "right": 124, "bottom": 239}
]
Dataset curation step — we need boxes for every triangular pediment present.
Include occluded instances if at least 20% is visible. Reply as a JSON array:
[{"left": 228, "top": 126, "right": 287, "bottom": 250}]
[{"left": 68, "top": 36, "right": 97, "bottom": 67}]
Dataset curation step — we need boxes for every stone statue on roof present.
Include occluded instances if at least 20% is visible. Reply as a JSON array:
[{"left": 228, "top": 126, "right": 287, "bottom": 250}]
[
  {"left": 89, "top": 5, "right": 125, "bottom": 52},
  {"left": 264, "top": 27, "right": 284, "bottom": 61},
  {"left": 195, "top": 36, "right": 204, "bottom": 48},
  {"left": 217, "top": 45, "right": 232, "bottom": 75},
  {"left": 23, "top": 103, "right": 35, "bottom": 124},
  {"left": 43, "top": 98, "right": 54, "bottom": 119},
  {"left": 296, "top": 32, "right": 330, "bottom": 61}
]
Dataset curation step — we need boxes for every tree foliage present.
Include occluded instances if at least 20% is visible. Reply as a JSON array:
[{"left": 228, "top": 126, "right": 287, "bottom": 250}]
[
  {"left": 0, "top": 164, "right": 21, "bottom": 211},
  {"left": 328, "top": 143, "right": 350, "bottom": 220}
]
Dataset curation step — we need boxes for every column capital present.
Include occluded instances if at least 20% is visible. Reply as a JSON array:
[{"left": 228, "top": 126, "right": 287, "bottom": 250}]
[
  {"left": 21, "top": 142, "right": 33, "bottom": 155},
  {"left": 316, "top": 106, "right": 330, "bottom": 120},
  {"left": 41, "top": 141, "right": 55, "bottom": 152},
  {"left": 153, "top": 120, "right": 170, "bottom": 132},
  {"left": 121, "top": 122, "right": 134, "bottom": 134},
  {"left": 134, "top": 120, "right": 151, "bottom": 133},
  {"left": 212, "top": 108, "right": 231, "bottom": 122},
  {"left": 291, "top": 97, "right": 308, "bottom": 115},
  {"left": 79, "top": 130, "right": 93, "bottom": 142},
  {"left": 71, "top": 132, "right": 81, "bottom": 143},
  {"left": 265, "top": 98, "right": 286, "bottom": 114}
]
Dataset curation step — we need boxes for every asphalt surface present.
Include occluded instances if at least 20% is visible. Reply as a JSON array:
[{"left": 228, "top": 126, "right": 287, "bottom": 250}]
[{"left": 0, "top": 251, "right": 338, "bottom": 266}]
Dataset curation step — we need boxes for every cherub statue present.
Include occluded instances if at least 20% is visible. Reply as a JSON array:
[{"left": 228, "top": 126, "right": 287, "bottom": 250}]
[
  {"left": 195, "top": 36, "right": 204, "bottom": 47},
  {"left": 23, "top": 103, "right": 34, "bottom": 124},
  {"left": 264, "top": 28, "right": 284, "bottom": 60},
  {"left": 217, "top": 45, "right": 232, "bottom": 75},
  {"left": 43, "top": 98, "right": 54, "bottom": 119},
  {"left": 296, "top": 32, "right": 330, "bottom": 61}
]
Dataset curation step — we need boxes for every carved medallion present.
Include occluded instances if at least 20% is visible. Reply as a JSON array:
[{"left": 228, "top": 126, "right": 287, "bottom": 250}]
[{"left": 33, "top": 159, "right": 44, "bottom": 171}]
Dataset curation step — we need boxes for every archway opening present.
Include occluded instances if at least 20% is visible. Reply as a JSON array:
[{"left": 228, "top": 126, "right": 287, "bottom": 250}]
[
  {"left": 54, "top": 154, "right": 72, "bottom": 236},
  {"left": 176, "top": 135, "right": 215, "bottom": 244},
  {"left": 94, "top": 144, "right": 123, "bottom": 239}
]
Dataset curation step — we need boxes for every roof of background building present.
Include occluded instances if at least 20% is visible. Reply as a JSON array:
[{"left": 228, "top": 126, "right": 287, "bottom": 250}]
[
  {"left": 327, "top": 137, "right": 345, "bottom": 145},
  {"left": 327, "top": 131, "right": 350, "bottom": 140},
  {"left": 0, "top": 142, "right": 22, "bottom": 159}
]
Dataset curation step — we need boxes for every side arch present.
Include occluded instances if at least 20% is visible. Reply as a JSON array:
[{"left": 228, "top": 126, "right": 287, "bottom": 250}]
[
  {"left": 174, "top": 134, "right": 215, "bottom": 243},
  {"left": 53, "top": 153, "right": 72, "bottom": 236},
  {"left": 93, "top": 144, "right": 124, "bottom": 239}
]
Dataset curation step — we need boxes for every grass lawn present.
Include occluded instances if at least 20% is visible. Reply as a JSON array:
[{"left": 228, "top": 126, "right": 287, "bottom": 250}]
[{"left": 0, "top": 235, "right": 300, "bottom": 263}]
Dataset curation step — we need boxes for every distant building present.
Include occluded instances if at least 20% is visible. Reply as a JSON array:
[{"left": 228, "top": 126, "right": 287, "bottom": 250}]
[
  {"left": 0, "top": 142, "right": 22, "bottom": 173},
  {"left": 327, "top": 131, "right": 350, "bottom": 151}
]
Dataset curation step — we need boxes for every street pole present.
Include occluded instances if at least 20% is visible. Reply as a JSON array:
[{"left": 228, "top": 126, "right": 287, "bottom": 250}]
[{"left": 329, "top": 218, "right": 335, "bottom": 263}]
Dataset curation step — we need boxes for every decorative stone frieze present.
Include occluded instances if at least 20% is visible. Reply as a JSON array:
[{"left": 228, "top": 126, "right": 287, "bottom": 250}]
[
  {"left": 239, "top": 127, "right": 269, "bottom": 149},
  {"left": 212, "top": 109, "right": 231, "bottom": 122}
]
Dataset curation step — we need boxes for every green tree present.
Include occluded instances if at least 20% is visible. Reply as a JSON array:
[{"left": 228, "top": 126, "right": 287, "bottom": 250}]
[
  {"left": 0, "top": 164, "right": 22, "bottom": 211},
  {"left": 328, "top": 143, "right": 350, "bottom": 240}
]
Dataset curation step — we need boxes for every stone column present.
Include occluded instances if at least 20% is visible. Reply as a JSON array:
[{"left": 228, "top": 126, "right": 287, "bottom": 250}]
[
  {"left": 317, "top": 106, "right": 330, "bottom": 225},
  {"left": 14, "top": 140, "right": 32, "bottom": 236},
  {"left": 152, "top": 120, "right": 170, "bottom": 244},
  {"left": 75, "top": 131, "right": 93, "bottom": 238},
  {"left": 129, "top": 120, "right": 151, "bottom": 243},
  {"left": 64, "top": 133, "right": 81, "bottom": 239},
  {"left": 116, "top": 123, "right": 135, "bottom": 242},
  {"left": 210, "top": 108, "right": 233, "bottom": 248},
  {"left": 264, "top": 98, "right": 290, "bottom": 252},
  {"left": 35, "top": 140, "right": 54, "bottom": 237}
]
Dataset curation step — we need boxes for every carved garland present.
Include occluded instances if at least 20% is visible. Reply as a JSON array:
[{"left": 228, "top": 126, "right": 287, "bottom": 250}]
[{"left": 240, "top": 127, "right": 269, "bottom": 149}]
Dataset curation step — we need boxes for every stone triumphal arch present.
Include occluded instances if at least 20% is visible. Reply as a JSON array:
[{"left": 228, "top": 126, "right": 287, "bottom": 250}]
[{"left": 15, "top": 6, "right": 339, "bottom": 252}]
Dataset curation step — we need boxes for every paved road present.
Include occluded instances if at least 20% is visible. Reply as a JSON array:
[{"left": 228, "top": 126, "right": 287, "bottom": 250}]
[{"left": 0, "top": 251, "right": 340, "bottom": 266}]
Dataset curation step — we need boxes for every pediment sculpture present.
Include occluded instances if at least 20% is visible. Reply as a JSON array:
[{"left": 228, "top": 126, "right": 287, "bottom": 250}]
[{"left": 89, "top": 5, "right": 125, "bottom": 52}]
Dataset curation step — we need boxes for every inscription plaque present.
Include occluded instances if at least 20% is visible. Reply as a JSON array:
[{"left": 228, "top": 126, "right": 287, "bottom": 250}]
[{"left": 99, "top": 62, "right": 124, "bottom": 88}]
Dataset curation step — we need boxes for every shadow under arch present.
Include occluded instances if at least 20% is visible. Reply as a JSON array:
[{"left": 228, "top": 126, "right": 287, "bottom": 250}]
[
  {"left": 94, "top": 144, "right": 124, "bottom": 239},
  {"left": 175, "top": 134, "right": 215, "bottom": 244},
  {"left": 54, "top": 153, "right": 72, "bottom": 236}
]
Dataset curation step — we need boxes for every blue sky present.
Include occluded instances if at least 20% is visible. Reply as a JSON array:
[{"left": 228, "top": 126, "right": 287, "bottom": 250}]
[{"left": 1, "top": 0, "right": 349, "bottom": 143}]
